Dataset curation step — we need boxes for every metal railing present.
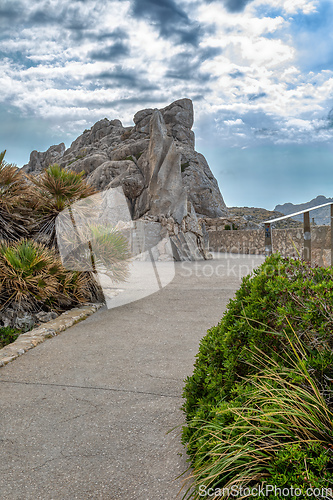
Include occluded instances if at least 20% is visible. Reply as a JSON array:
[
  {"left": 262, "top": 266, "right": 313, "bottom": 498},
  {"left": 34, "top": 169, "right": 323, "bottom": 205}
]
[{"left": 262, "top": 202, "right": 333, "bottom": 264}]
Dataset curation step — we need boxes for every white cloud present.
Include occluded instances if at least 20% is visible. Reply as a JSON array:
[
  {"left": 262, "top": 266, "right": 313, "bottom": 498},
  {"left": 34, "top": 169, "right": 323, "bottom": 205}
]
[
  {"left": 252, "top": 0, "right": 318, "bottom": 15},
  {"left": 0, "top": 0, "right": 332, "bottom": 151}
]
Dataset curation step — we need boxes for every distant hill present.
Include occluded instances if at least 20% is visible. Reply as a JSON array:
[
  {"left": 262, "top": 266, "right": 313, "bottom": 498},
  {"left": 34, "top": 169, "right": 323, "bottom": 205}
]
[
  {"left": 275, "top": 195, "right": 333, "bottom": 225},
  {"left": 228, "top": 207, "right": 302, "bottom": 229}
]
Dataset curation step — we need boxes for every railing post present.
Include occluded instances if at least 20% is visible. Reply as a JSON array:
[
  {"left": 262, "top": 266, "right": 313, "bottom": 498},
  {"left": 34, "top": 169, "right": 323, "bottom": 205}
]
[
  {"left": 265, "top": 223, "right": 272, "bottom": 257},
  {"left": 303, "top": 211, "right": 311, "bottom": 263},
  {"left": 331, "top": 204, "right": 333, "bottom": 267}
]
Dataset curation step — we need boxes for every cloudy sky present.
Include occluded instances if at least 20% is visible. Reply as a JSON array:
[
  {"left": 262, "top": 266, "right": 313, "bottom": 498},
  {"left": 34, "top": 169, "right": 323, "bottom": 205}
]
[{"left": 1, "top": 0, "right": 333, "bottom": 209}]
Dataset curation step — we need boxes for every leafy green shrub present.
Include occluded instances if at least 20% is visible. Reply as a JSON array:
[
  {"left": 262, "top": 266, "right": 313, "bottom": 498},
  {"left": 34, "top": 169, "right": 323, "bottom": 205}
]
[
  {"left": 181, "top": 341, "right": 333, "bottom": 498},
  {"left": 0, "top": 239, "right": 91, "bottom": 314},
  {"left": 0, "top": 326, "right": 21, "bottom": 348},
  {"left": 263, "top": 442, "right": 333, "bottom": 497},
  {"left": 181, "top": 254, "right": 333, "bottom": 497}
]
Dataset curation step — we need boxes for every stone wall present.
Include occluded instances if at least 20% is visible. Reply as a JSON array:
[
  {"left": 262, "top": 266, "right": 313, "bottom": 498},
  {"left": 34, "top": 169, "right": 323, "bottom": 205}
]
[{"left": 208, "top": 226, "right": 332, "bottom": 266}]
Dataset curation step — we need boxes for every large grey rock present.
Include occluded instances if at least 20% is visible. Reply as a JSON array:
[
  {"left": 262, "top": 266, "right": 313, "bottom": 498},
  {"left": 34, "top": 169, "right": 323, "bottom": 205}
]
[
  {"left": 22, "top": 143, "right": 65, "bottom": 173},
  {"left": 109, "top": 139, "right": 149, "bottom": 161},
  {"left": 160, "top": 98, "right": 195, "bottom": 148},
  {"left": 179, "top": 147, "right": 227, "bottom": 218},
  {"left": 22, "top": 98, "right": 227, "bottom": 220},
  {"left": 69, "top": 153, "right": 109, "bottom": 176},
  {"left": 87, "top": 160, "right": 134, "bottom": 191},
  {"left": 147, "top": 110, "right": 187, "bottom": 224}
]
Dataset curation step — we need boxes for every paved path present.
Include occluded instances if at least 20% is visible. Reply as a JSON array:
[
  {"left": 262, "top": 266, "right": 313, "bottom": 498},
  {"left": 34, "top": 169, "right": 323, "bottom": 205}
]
[{"left": 0, "top": 255, "right": 264, "bottom": 500}]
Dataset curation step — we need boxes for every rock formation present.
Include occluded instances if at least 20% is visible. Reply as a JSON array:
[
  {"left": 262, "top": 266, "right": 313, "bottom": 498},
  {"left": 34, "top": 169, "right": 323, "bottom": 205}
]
[
  {"left": 23, "top": 143, "right": 66, "bottom": 174},
  {"left": 23, "top": 98, "right": 228, "bottom": 260}
]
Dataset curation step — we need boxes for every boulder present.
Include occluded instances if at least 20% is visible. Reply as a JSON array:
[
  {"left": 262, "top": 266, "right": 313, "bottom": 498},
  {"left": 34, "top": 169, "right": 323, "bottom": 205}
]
[
  {"left": 109, "top": 138, "right": 149, "bottom": 161},
  {"left": 69, "top": 153, "right": 109, "bottom": 176},
  {"left": 87, "top": 160, "right": 135, "bottom": 191},
  {"left": 160, "top": 98, "right": 195, "bottom": 147},
  {"left": 22, "top": 98, "right": 228, "bottom": 224},
  {"left": 147, "top": 110, "right": 187, "bottom": 224},
  {"left": 22, "top": 143, "right": 65, "bottom": 173}
]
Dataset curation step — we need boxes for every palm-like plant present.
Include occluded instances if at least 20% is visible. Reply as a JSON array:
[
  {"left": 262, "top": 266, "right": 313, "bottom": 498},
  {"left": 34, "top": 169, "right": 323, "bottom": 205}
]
[
  {"left": 0, "top": 150, "right": 31, "bottom": 241},
  {"left": 30, "top": 164, "right": 96, "bottom": 247},
  {"left": 0, "top": 239, "right": 91, "bottom": 313},
  {"left": 60, "top": 223, "right": 131, "bottom": 279}
]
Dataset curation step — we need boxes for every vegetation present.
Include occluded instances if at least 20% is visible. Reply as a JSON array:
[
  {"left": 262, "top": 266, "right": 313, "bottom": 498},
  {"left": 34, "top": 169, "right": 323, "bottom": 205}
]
[
  {"left": 0, "top": 326, "right": 21, "bottom": 348},
  {"left": 181, "top": 254, "right": 333, "bottom": 498},
  {"left": 60, "top": 223, "right": 131, "bottom": 282},
  {"left": 0, "top": 150, "right": 31, "bottom": 241},
  {"left": 0, "top": 158, "right": 132, "bottom": 337},
  {"left": 224, "top": 223, "right": 238, "bottom": 230},
  {"left": 181, "top": 161, "right": 190, "bottom": 172},
  {"left": 0, "top": 239, "right": 92, "bottom": 314},
  {"left": 29, "top": 164, "right": 96, "bottom": 247}
]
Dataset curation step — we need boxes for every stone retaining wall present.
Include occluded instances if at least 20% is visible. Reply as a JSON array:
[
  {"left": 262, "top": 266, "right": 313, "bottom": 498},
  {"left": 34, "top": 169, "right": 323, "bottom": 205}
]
[{"left": 208, "top": 226, "right": 331, "bottom": 266}]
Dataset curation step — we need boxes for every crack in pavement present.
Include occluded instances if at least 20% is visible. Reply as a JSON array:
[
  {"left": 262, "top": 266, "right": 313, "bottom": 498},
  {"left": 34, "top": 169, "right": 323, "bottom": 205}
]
[{"left": 0, "top": 379, "right": 182, "bottom": 399}]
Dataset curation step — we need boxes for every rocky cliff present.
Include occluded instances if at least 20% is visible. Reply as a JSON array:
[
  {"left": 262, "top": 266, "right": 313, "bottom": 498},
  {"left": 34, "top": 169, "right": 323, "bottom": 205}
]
[{"left": 22, "top": 98, "right": 227, "bottom": 220}]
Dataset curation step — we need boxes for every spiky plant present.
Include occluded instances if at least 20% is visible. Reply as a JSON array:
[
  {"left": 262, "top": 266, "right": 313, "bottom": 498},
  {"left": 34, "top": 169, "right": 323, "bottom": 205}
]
[
  {"left": 30, "top": 164, "right": 96, "bottom": 247},
  {"left": 0, "top": 239, "right": 91, "bottom": 314},
  {"left": 0, "top": 150, "right": 31, "bottom": 241},
  {"left": 58, "top": 221, "right": 131, "bottom": 288}
]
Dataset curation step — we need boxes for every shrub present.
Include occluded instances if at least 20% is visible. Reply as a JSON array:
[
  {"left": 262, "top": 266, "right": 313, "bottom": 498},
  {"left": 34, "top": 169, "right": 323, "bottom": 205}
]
[
  {"left": 0, "top": 326, "right": 21, "bottom": 348},
  {"left": 181, "top": 161, "right": 190, "bottom": 172},
  {"left": 181, "top": 254, "right": 333, "bottom": 497},
  {"left": 0, "top": 239, "right": 91, "bottom": 315},
  {"left": 181, "top": 342, "right": 333, "bottom": 499},
  {"left": 0, "top": 150, "right": 32, "bottom": 241}
]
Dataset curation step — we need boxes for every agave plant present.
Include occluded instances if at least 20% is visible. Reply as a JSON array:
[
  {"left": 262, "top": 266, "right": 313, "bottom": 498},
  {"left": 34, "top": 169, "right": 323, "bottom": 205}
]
[
  {"left": 0, "top": 239, "right": 91, "bottom": 314},
  {"left": 30, "top": 164, "right": 96, "bottom": 247},
  {"left": 0, "top": 150, "right": 31, "bottom": 241}
]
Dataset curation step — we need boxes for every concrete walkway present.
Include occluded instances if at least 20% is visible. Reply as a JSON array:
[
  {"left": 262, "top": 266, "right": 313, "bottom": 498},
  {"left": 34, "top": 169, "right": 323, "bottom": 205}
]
[{"left": 0, "top": 255, "right": 264, "bottom": 500}]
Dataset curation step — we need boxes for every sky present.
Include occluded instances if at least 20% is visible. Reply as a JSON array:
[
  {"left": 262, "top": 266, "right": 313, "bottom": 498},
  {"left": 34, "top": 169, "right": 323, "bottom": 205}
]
[{"left": 1, "top": 0, "right": 333, "bottom": 209}]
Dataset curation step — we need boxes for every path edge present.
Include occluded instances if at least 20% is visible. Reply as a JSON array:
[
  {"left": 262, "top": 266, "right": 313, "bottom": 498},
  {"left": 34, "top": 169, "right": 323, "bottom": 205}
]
[{"left": 0, "top": 303, "right": 104, "bottom": 368}]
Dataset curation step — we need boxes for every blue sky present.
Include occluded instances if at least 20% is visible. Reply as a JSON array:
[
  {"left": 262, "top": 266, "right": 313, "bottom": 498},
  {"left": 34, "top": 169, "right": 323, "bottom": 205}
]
[{"left": 1, "top": 0, "right": 333, "bottom": 209}]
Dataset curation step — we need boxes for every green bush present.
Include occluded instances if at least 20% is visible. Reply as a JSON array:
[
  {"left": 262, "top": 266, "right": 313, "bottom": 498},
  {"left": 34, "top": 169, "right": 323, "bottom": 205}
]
[
  {"left": 181, "top": 254, "right": 333, "bottom": 497},
  {"left": 0, "top": 326, "right": 21, "bottom": 348},
  {"left": 181, "top": 342, "right": 333, "bottom": 498}
]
